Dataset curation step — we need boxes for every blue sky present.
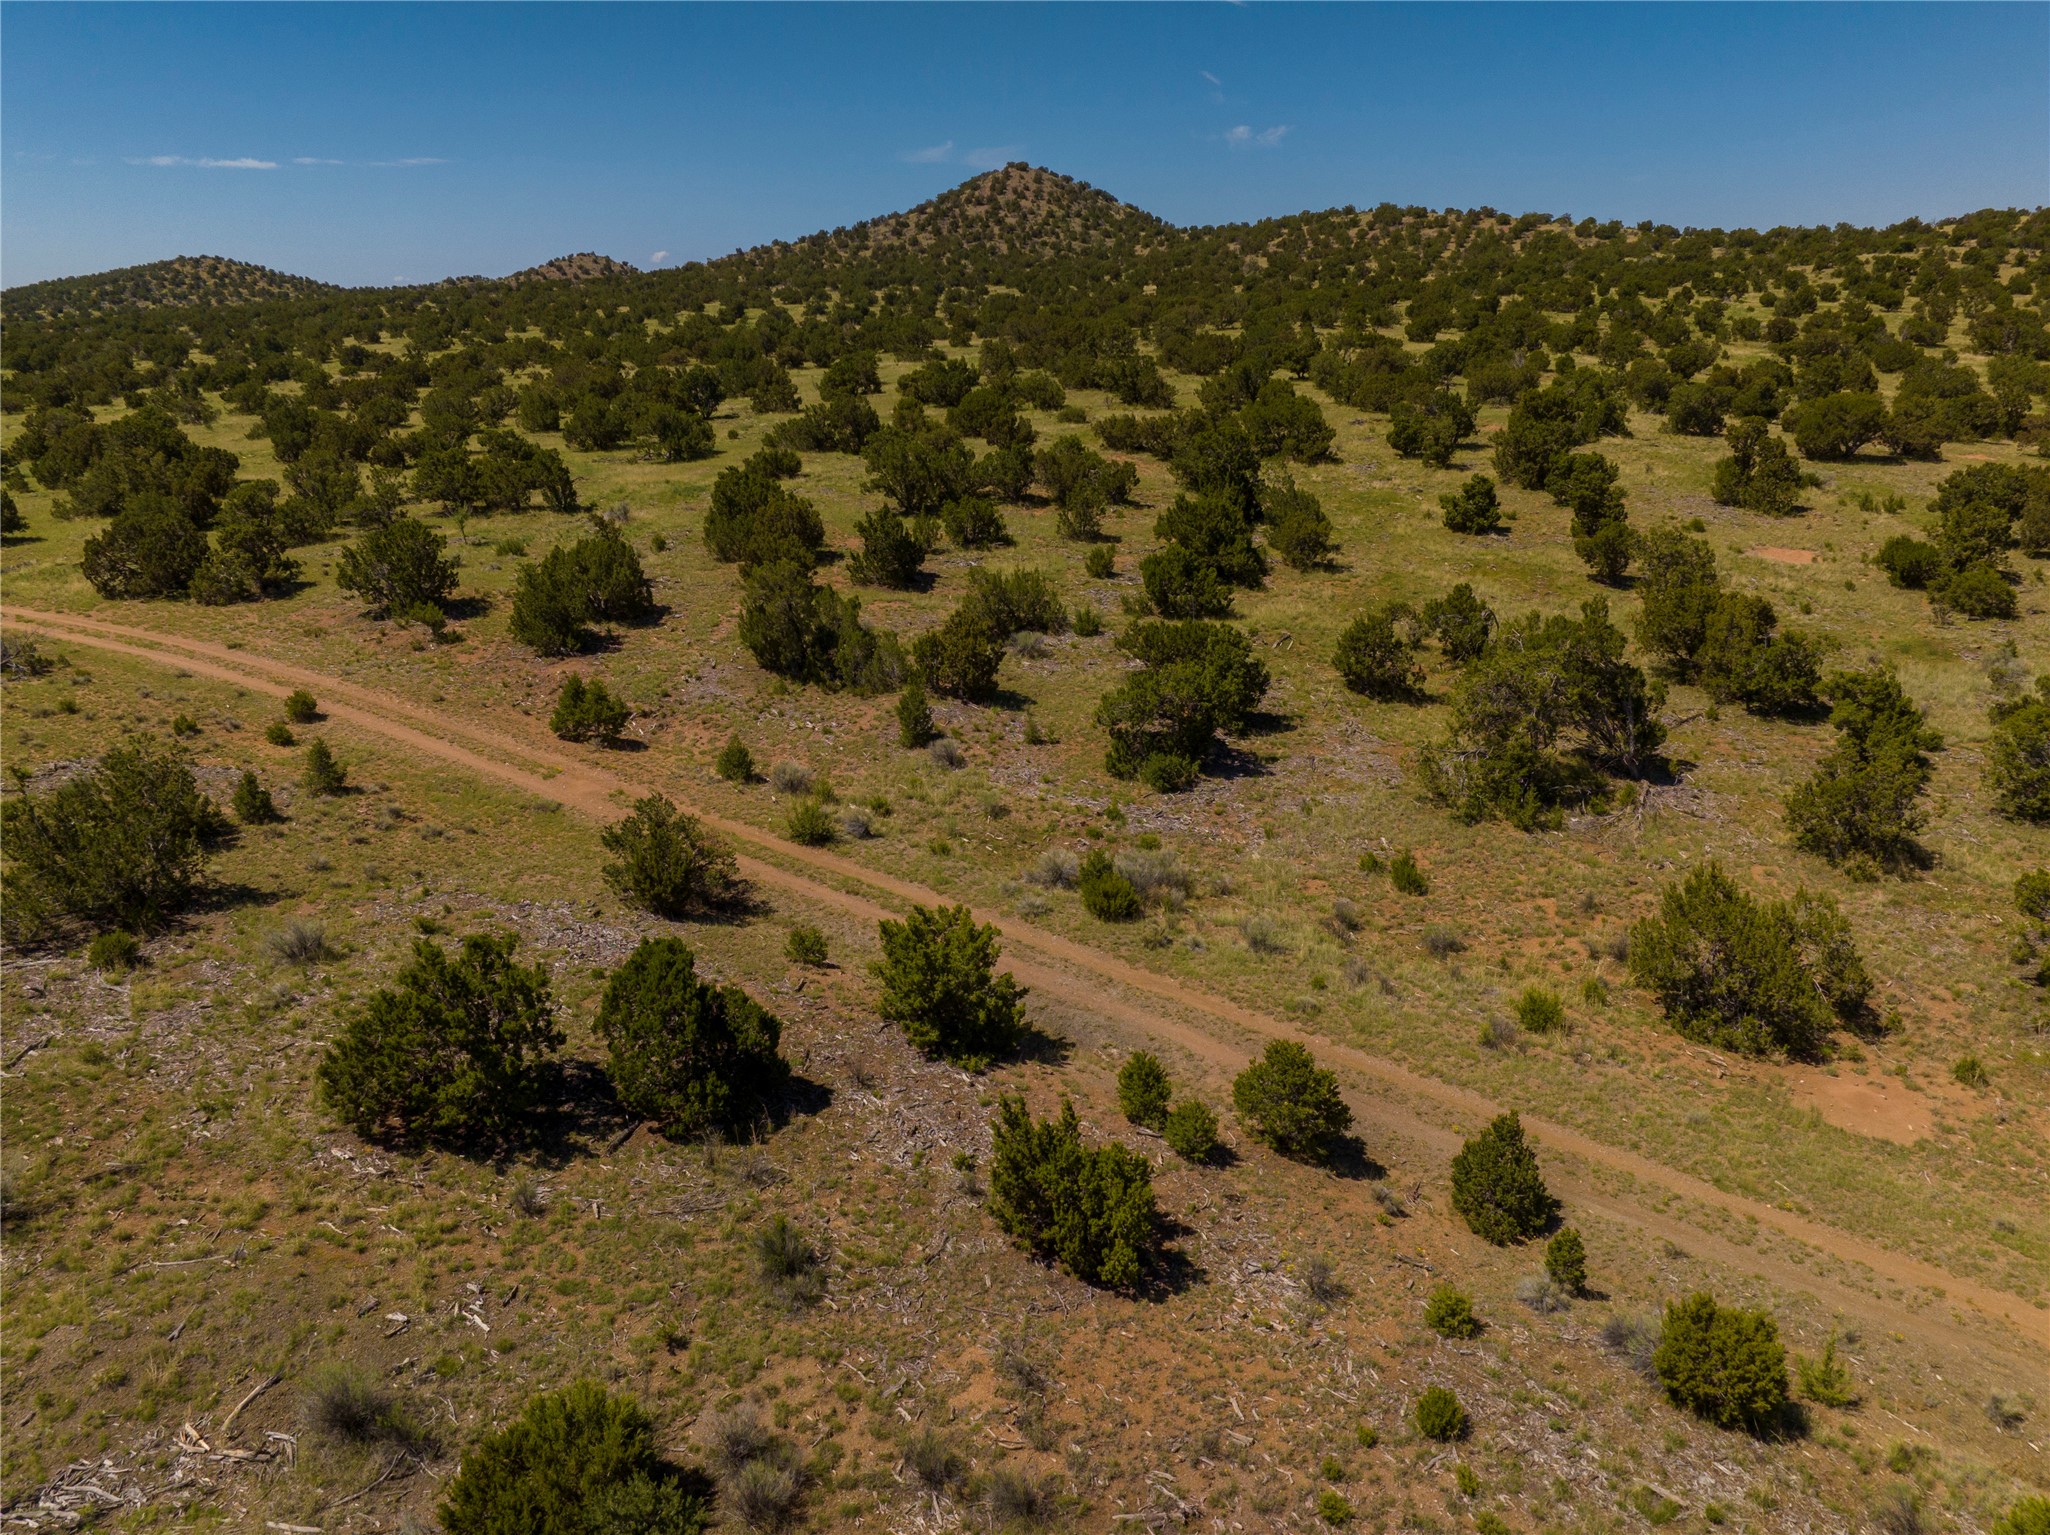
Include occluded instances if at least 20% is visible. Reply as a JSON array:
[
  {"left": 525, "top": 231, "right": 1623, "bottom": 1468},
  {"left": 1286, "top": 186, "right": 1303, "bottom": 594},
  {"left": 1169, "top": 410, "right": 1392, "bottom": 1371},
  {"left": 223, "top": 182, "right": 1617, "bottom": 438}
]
[{"left": 4, "top": 3, "right": 2046, "bottom": 288}]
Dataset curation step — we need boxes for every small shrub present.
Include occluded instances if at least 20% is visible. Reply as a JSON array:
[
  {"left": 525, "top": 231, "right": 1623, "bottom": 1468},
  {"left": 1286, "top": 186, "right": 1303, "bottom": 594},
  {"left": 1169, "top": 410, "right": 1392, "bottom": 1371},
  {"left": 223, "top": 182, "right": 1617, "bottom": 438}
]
[
  {"left": 265, "top": 919, "right": 334, "bottom": 966},
  {"left": 1024, "top": 849, "right": 1079, "bottom": 888},
  {"left": 441, "top": 1380, "right": 710, "bottom": 1535},
  {"left": 1991, "top": 1496, "right": 2050, "bottom": 1535},
  {"left": 170, "top": 712, "right": 200, "bottom": 738},
  {"left": 768, "top": 760, "right": 813, "bottom": 795},
  {"left": 896, "top": 678, "right": 935, "bottom": 748},
  {"left": 785, "top": 798, "right": 835, "bottom": 846},
  {"left": 1475, "top": 1515, "right": 1511, "bottom": 1535},
  {"left": 87, "top": 930, "right": 142, "bottom": 975},
  {"left": 988, "top": 1094, "right": 1159, "bottom": 1290},
  {"left": 1420, "top": 925, "right": 1465, "bottom": 959},
  {"left": 1952, "top": 1054, "right": 1989, "bottom": 1088},
  {"left": 704, "top": 1403, "right": 774, "bottom": 1475},
  {"left": 1545, "top": 1226, "right": 1587, "bottom": 1293},
  {"left": 283, "top": 690, "right": 319, "bottom": 723},
  {"left": 265, "top": 721, "right": 296, "bottom": 746},
  {"left": 1986, "top": 1392, "right": 2029, "bottom": 1431},
  {"left": 873, "top": 903, "right": 1025, "bottom": 1069},
  {"left": 1389, "top": 850, "right": 1428, "bottom": 895},
  {"left": 1654, "top": 1292, "right": 1790, "bottom": 1432},
  {"left": 754, "top": 1215, "right": 826, "bottom": 1309},
  {"left": 904, "top": 1428, "right": 965, "bottom": 1489},
  {"left": 1084, "top": 543, "right": 1116, "bottom": 578},
  {"left": 601, "top": 795, "right": 741, "bottom": 919},
  {"left": 548, "top": 676, "right": 630, "bottom": 746},
  {"left": 1796, "top": 1333, "right": 1859, "bottom": 1408},
  {"left": 1232, "top": 1039, "right": 1353, "bottom": 1162},
  {"left": 301, "top": 1363, "right": 422, "bottom": 1449},
  {"left": 302, "top": 739, "right": 347, "bottom": 796},
  {"left": 1601, "top": 1311, "right": 1663, "bottom": 1378},
  {"left": 1240, "top": 913, "right": 1288, "bottom": 954},
  {"left": 1315, "top": 1489, "right": 1355, "bottom": 1525},
  {"left": 510, "top": 1180, "right": 546, "bottom": 1218},
  {"left": 1330, "top": 897, "right": 1361, "bottom": 934},
  {"left": 716, "top": 735, "right": 756, "bottom": 783},
  {"left": 1515, "top": 986, "right": 1564, "bottom": 1033},
  {"left": 1117, "top": 1051, "right": 1173, "bottom": 1128},
  {"left": 1072, "top": 603, "right": 1104, "bottom": 636},
  {"left": 597, "top": 937, "right": 787, "bottom": 1139},
  {"left": 1455, "top": 1463, "right": 1481, "bottom": 1498},
  {"left": 986, "top": 1466, "right": 1055, "bottom": 1524},
  {"left": 1162, "top": 1099, "right": 1220, "bottom": 1162},
  {"left": 1413, "top": 1387, "right": 1467, "bottom": 1442},
  {"left": 1423, "top": 1284, "right": 1481, "bottom": 1338},
  {"left": 1450, "top": 1111, "right": 1557, "bottom": 1244},
  {"left": 1516, "top": 1273, "right": 1569, "bottom": 1313},
  {"left": 231, "top": 770, "right": 278, "bottom": 824},
  {"left": 928, "top": 736, "right": 965, "bottom": 769},
  {"left": 1078, "top": 849, "right": 1142, "bottom": 921},
  {"left": 785, "top": 926, "right": 828, "bottom": 967}
]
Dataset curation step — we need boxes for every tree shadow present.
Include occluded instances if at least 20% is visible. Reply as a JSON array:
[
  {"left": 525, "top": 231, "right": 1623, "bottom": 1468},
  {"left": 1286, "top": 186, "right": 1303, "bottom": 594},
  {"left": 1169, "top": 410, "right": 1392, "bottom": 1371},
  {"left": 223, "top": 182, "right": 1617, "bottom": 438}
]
[
  {"left": 190, "top": 878, "right": 280, "bottom": 918},
  {"left": 1133, "top": 1212, "right": 1205, "bottom": 1301},
  {"left": 442, "top": 594, "right": 491, "bottom": 622},
  {"left": 1237, "top": 708, "right": 1298, "bottom": 739},
  {"left": 1324, "top": 1135, "right": 1387, "bottom": 1182},
  {"left": 1009, "top": 1023, "right": 1074, "bottom": 1068},
  {"left": 1204, "top": 744, "right": 1277, "bottom": 783}
]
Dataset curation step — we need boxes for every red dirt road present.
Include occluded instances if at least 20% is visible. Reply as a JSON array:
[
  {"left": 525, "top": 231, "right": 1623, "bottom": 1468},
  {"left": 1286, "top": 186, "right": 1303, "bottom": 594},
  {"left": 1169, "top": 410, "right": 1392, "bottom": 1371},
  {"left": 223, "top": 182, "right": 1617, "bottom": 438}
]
[{"left": 7, "top": 604, "right": 2043, "bottom": 1363}]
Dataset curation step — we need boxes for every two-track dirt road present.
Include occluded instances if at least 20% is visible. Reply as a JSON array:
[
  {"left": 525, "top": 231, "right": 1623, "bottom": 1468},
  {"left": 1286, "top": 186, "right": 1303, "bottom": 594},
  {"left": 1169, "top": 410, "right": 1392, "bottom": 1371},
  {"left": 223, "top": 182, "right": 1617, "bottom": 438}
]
[{"left": 6, "top": 604, "right": 2043, "bottom": 1370}]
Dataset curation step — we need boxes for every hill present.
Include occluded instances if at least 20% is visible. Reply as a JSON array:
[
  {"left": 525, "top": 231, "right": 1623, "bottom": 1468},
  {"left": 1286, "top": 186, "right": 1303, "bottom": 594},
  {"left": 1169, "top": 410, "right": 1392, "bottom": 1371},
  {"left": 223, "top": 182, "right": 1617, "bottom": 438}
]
[
  {"left": 2, "top": 165, "right": 2047, "bottom": 1535},
  {"left": 817, "top": 161, "right": 1167, "bottom": 258},
  {"left": 501, "top": 251, "right": 641, "bottom": 285},
  {"left": 0, "top": 254, "right": 338, "bottom": 318}
]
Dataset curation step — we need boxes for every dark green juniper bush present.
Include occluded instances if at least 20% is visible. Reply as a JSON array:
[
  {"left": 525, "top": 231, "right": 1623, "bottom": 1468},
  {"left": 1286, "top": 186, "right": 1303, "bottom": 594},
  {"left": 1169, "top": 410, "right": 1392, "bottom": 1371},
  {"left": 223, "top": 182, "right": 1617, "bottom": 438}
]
[
  {"left": 1, "top": 745, "right": 227, "bottom": 943},
  {"left": 1628, "top": 861, "right": 1870, "bottom": 1058},
  {"left": 1232, "top": 1040, "right": 1353, "bottom": 1163},
  {"left": 1450, "top": 1111, "right": 1557, "bottom": 1244},
  {"left": 987, "top": 1094, "right": 1160, "bottom": 1291},
  {"left": 317, "top": 932, "right": 563, "bottom": 1149},
  {"left": 873, "top": 903, "right": 1026, "bottom": 1069},
  {"left": 596, "top": 937, "right": 788, "bottom": 1140}
]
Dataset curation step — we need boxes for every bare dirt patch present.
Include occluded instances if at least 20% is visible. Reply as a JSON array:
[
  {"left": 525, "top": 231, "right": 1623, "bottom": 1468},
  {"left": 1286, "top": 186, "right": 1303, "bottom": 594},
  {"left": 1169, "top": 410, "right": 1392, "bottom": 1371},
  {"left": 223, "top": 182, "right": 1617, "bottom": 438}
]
[
  {"left": 1748, "top": 546, "right": 1817, "bottom": 565},
  {"left": 1787, "top": 1068, "right": 1933, "bottom": 1144}
]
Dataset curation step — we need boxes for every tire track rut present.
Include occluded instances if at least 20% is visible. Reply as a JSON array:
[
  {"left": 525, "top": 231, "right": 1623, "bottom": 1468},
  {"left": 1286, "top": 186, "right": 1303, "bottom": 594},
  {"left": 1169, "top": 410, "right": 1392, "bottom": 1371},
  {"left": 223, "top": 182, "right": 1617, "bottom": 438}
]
[{"left": 7, "top": 605, "right": 2042, "bottom": 1361}]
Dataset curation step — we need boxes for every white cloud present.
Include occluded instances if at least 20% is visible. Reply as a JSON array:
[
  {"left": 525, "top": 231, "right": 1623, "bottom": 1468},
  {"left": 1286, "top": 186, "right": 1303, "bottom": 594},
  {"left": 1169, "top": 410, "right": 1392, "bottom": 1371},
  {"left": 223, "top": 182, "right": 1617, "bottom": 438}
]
[
  {"left": 963, "top": 144, "right": 1022, "bottom": 170},
  {"left": 649, "top": 250, "right": 669, "bottom": 265},
  {"left": 1222, "top": 124, "right": 1289, "bottom": 150},
  {"left": 127, "top": 155, "right": 278, "bottom": 169},
  {"left": 901, "top": 140, "right": 954, "bottom": 164},
  {"left": 293, "top": 157, "right": 345, "bottom": 165},
  {"left": 1201, "top": 70, "right": 1222, "bottom": 86}
]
